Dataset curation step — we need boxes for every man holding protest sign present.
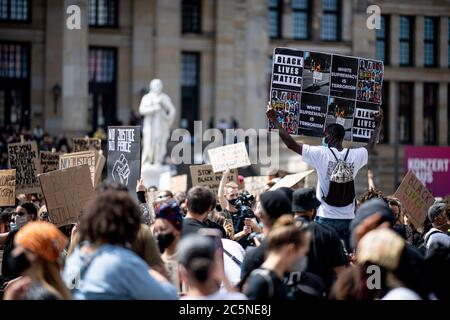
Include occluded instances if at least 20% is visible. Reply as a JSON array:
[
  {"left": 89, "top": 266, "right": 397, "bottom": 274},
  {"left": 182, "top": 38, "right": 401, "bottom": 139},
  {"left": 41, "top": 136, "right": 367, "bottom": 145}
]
[{"left": 267, "top": 102, "right": 383, "bottom": 250}]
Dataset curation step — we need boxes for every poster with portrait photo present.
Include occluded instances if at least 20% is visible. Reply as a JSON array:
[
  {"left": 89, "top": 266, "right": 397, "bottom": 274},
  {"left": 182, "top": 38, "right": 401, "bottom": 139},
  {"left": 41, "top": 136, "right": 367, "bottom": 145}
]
[
  {"left": 357, "top": 58, "right": 384, "bottom": 104},
  {"left": 352, "top": 102, "right": 380, "bottom": 143},
  {"left": 325, "top": 97, "right": 355, "bottom": 141},
  {"left": 302, "top": 51, "right": 331, "bottom": 96},
  {"left": 298, "top": 93, "right": 329, "bottom": 137},
  {"left": 268, "top": 89, "right": 301, "bottom": 135},
  {"left": 330, "top": 55, "right": 358, "bottom": 99},
  {"left": 271, "top": 48, "right": 304, "bottom": 92}
]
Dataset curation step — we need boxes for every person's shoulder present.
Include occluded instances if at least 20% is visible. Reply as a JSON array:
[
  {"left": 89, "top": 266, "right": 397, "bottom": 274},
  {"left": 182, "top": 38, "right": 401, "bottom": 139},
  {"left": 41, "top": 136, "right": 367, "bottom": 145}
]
[{"left": 312, "top": 221, "right": 340, "bottom": 240}]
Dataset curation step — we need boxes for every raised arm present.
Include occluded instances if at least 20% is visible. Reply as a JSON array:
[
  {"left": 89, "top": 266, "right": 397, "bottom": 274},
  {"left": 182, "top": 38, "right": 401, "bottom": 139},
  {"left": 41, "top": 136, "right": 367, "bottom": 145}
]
[
  {"left": 266, "top": 102, "right": 303, "bottom": 155},
  {"left": 365, "top": 109, "right": 383, "bottom": 153},
  {"left": 218, "top": 168, "right": 230, "bottom": 210}
]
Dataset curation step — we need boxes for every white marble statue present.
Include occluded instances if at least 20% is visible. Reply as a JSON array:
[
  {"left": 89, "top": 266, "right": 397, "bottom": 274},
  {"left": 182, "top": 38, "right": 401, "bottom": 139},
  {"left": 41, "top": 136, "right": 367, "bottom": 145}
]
[{"left": 139, "top": 79, "right": 176, "bottom": 165}]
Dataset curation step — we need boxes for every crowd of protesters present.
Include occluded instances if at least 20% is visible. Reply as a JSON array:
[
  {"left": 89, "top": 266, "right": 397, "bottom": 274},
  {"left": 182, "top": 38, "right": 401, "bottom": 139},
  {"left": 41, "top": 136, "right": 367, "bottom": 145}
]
[{"left": 0, "top": 104, "right": 449, "bottom": 301}]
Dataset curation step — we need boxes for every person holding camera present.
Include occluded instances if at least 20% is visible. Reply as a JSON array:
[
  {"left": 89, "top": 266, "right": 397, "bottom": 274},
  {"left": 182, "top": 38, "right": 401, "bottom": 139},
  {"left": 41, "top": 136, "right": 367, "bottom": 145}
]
[{"left": 218, "top": 169, "right": 261, "bottom": 248}]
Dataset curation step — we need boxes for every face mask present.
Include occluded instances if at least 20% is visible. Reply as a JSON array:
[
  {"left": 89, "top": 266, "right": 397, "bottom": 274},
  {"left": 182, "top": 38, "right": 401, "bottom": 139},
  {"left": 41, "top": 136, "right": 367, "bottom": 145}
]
[
  {"left": 156, "top": 233, "right": 175, "bottom": 253},
  {"left": 8, "top": 252, "right": 31, "bottom": 275},
  {"left": 291, "top": 255, "right": 308, "bottom": 272},
  {"left": 227, "top": 198, "right": 237, "bottom": 206},
  {"left": 15, "top": 214, "right": 28, "bottom": 229},
  {"left": 321, "top": 137, "right": 328, "bottom": 148}
]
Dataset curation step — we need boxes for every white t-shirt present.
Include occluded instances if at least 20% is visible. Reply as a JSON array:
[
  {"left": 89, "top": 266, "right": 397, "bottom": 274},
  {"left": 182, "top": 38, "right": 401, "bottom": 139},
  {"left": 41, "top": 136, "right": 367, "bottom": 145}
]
[
  {"left": 381, "top": 287, "right": 422, "bottom": 300},
  {"left": 221, "top": 239, "right": 245, "bottom": 287},
  {"left": 180, "top": 290, "right": 248, "bottom": 300},
  {"left": 302, "top": 145, "right": 368, "bottom": 219},
  {"left": 425, "top": 228, "right": 450, "bottom": 250}
]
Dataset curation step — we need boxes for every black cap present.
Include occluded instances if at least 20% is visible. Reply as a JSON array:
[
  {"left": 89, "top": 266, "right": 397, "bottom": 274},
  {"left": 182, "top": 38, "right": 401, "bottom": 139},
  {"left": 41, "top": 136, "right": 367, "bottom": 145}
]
[
  {"left": 260, "top": 190, "right": 292, "bottom": 221},
  {"left": 278, "top": 187, "right": 294, "bottom": 201},
  {"left": 428, "top": 202, "right": 446, "bottom": 223},
  {"left": 292, "top": 187, "right": 321, "bottom": 212}
]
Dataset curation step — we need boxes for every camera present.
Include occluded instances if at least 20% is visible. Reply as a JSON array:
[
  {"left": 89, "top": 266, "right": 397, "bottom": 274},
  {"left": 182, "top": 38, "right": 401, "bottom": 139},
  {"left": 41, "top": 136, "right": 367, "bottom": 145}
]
[{"left": 234, "top": 191, "right": 255, "bottom": 211}]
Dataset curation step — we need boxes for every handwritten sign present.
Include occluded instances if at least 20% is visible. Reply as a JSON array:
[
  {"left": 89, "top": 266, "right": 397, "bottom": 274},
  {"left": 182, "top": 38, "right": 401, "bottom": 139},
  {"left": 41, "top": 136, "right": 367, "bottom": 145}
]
[
  {"left": 207, "top": 142, "right": 251, "bottom": 173},
  {"left": 170, "top": 175, "right": 188, "bottom": 194},
  {"left": 72, "top": 137, "right": 102, "bottom": 152},
  {"left": 0, "top": 169, "right": 16, "bottom": 206},
  {"left": 39, "top": 165, "right": 94, "bottom": 227},
  {"left": 244, "top": 176, "right": 268, "bottom": 198},
  {"left": 393, "top": 170, "right": 435, "bottom": 230},
  {"left": 269, "top": 170, "right": 314, "bottom": 191},
  {"left": 7, "top": 141, "right": 41, "bottom": 194},
  {"left": 40, "top": 151, "right": 60, "bottom": 173},
  {"left": 59, "top": 151, "right": 103, "bottom": 187},
  {"left": 190, "top": 164, "right": 238, "bottom": 194}
]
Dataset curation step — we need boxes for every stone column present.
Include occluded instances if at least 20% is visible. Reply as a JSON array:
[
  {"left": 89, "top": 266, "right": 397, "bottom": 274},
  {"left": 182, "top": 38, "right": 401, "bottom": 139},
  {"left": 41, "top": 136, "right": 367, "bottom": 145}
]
[
  {"left": 352, "top": 2, "right": 375, "bottom": 58},
  {"left": 388, "top": 81, "right": 397, "bottom": 144},
  {"left": 341, "top": 0, "right": 352, "bottom": 42},
  {"left": 283, "top": 0, "right": 292, "bottom": 39},
  {"left": 414, "top": 16, "right": 424, "bottom": 68},
  {"left": 131, "top": 0, "right": 155, "bottom": 114},
  {"left": 311, "top": 0, "right": 322, "bottom": 41},
  {"left": 389, "top": 15, "right": 400, "bottom": 66},
  {"left": 154, "top": 0, "right": 181, "bottom": 128},
  {"left": 413, "top": 82, "right": 424, "bottom": 145},
  {"left": 62, "top": 0, "right": 89, "bottom": 135},
  {"left": 438, "top": 83, "right": 448, "bottom": 145}
]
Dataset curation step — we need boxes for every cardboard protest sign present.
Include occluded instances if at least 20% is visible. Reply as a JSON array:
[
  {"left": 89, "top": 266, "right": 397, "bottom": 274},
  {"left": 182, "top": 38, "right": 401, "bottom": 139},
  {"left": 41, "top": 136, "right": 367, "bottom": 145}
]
[
  {"left": 244, "top": 176, "right": 268, "bottom": 198},
  {"left": 393, "top": 170, "right": 435, "bottom": 230},
  {"left": 269, "top": 47, "right": 384, "bottom": 144},
  {"left": 404, "top": 146, "right": 450, "bottom": 197},
  {"left": 7, "top": 141, "right": 41, "bottom": 194},
  {"left": 72, "top": 137, "right": 102, "bottom": 152},
  {"left": 190, "top": 164, "right": 238, "bottom": 194},
  {"left": 170, "top": 175, "right": 188, "bottom": 194},
  {"left": 269, "top": 169, "right": 314, "bottom": 191},
  {"left": 207, "top": 142, "right": 251, "bottom": 173},
  {"left": 107, "top": 126, "right": 141, "bottom": 193},
  {"left": 39, "top": 164, "right": 94, "bottom": 227},
  {"left": 40, "top": 151, "right": 60, "bottom": 173},
  {"left": 0, "top": 169, "right": 16, "bottom": 206},
  {"left": 59, "top": 151, "right": 103, "bottom": 187}
]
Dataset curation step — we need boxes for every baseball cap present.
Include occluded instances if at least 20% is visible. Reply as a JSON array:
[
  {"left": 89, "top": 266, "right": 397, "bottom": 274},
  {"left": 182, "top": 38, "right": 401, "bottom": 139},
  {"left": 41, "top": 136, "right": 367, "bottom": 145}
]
[
  {"left": 260, "top": 190, "right": 292, "bottom": 221},
  {"left": 428, "top": 202, "right": 446, "bottom": 223},
  {"left": 292, "top": 188, "right": 321, "bottom": 212}
]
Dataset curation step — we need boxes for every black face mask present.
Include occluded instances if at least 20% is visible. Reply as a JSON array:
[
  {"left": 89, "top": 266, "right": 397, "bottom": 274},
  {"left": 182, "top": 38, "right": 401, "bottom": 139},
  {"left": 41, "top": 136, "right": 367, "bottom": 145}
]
[
  {"left": 8, "top": 252, "right": 31, "bottom": 275},
  {"left": 156, "top": 233, "right": 176, "bottom": 253},
  {"left": 227, "top": 198, "right": 237, "bottom": 206}
]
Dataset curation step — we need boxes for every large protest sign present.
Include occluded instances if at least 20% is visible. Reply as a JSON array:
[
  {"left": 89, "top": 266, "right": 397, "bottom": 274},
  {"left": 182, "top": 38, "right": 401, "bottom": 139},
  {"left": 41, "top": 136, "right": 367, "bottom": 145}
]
[
  {"left": 39, "top": 165, "right": 94, "bottom": 227},
  {"left": 40, "top": 151, "right": 60, "bottom": 173},
  {"left": 269, "top": 170, "right": 314, "bottom": 191},
  {"left": 59, "top": 151, "right": 105, "bottom": 187},
  {"left": 404, "top": 146, "right": 450, "bottom": 197},
  {"left": 107, "top": 126, "right": 141, "bottom": 192},
  {"left": 72, "top": 137, "right": 102, "bottom": 152},
  {"left": 0, "top": 169, "right": 16, "bottom": 206},
  {"left": 7, "top": 141, "right": 41, "bottom": 194},
  {"left": 393, "top": 170, "right": 435, "bottom": 230},
  {"left": 269, "top": 47, "right": 384, "bottom": 144},
  {"left": 170, "top": 174, "right": 188, "bottom": 194},
  {"left": 244, "top": 176, "right": 268, "bottom": 198},
  {"left": 207, "top": 142, "right": 251, "bottom": 173},
  {"left": 190, "top": 164, "right": 238, "bottom": 194}
]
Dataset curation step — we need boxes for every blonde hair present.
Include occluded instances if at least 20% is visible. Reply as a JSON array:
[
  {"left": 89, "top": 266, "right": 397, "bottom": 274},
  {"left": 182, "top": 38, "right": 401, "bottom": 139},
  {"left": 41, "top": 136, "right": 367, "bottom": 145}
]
[
  {"left": 225, "top": 182, "right": 239, "bottom": 189},
  {"left": 39, "top": 260, "right": 71, "bottom": 300}
]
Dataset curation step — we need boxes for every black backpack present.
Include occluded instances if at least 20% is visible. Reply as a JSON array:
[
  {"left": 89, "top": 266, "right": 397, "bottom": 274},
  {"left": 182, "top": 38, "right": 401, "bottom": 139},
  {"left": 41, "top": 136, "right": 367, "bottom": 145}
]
[{"left": 322, "top": 148, "right": 355, "bottom": 207}]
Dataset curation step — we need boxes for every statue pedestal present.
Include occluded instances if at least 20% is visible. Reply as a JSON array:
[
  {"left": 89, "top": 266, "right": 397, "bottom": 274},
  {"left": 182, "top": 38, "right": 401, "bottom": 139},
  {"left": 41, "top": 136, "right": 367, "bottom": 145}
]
[{"left": 141, "top": 163, "right": 171, "bottom": 190}]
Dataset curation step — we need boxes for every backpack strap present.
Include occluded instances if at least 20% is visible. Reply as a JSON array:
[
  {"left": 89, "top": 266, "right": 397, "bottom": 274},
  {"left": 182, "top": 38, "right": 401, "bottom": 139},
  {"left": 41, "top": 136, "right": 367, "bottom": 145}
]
[
  {"left": 344, "top": 148, "right": 350, "bottom": 161},
  {"left": 223, "top": 248, "right": 242, "bottom": 267},
  {"left": 328, "top": 147, "right": 339, "bottom": 162}
]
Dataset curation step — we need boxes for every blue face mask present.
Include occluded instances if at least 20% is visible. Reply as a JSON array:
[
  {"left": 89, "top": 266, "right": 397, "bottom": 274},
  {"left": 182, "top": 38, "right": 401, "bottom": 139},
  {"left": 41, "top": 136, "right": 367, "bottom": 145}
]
[{"left": 321, "top": 137, "right": 328, "bottom": 148}]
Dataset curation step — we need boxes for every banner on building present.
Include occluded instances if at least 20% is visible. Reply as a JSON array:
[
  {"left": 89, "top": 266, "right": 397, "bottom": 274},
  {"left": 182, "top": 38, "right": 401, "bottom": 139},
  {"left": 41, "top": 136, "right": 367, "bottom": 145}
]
[
  {"left": 207, "top": 142, "right": 251, "bottom": 173},
  {"left": 393, "top": 170, "right": 435, "bottom": 230},
  {"left": 107, "top": 126, "right": 141, "bottom": 193},
  {"left": 404, "top": 146, "right": 450, "bottom": 197},
  {"left": 7, "top": 141, "right": 41, "bottom": 194},
  {"left": 39, "top": 164, "right": 94, "bottom": 227},
  {"left": 269, "top": 48, "right": 384, "bottom": 144},
  {"left": 0, "top": 169, "right": 16, "bottom": 207},
  {"left": 190, "top": 164, "right": 238, "bottom": 194}
]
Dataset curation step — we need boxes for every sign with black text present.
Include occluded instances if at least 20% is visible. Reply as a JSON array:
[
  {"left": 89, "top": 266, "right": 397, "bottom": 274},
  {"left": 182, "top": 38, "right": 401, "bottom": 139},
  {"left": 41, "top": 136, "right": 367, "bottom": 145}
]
[{"left": 7, "top": 141, "right": 41, "bottom": 194}]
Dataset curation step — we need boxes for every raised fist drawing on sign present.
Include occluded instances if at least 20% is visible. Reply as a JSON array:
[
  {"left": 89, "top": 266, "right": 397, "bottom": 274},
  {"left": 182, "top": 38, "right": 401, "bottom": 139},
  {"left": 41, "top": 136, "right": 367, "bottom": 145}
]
[{"left": 112, "top": 154, "right": 130, "bottom": 186}]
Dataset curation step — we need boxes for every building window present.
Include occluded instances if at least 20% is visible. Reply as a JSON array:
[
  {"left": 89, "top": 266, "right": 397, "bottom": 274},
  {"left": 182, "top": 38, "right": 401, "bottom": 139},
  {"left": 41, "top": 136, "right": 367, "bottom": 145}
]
[
  {"left": 380, "top": 81, "right": 389, "bottom": 143},
  {"left": 88, "top": 0, "right": 118, "bottom": 27},
  {"left": 0, "top": 0, "right": 30, "bottom": 22},
  {"left": 181, "top": 52, "right": 200, "bottom": 133},
  {"left": 0, "top": 41, "right": 30, "bottom": 128},
  {"left": 88, "top": 47, "right": 117, "bottom": 130},
  {"left": 182, "top": 0, "right": 201, "bottom": 33},
  {"left": 292, "top": 0, "right": 310, "bottom": 40},
  {"left": 399, "top": 16, "right": 414, "bottom": 66},
  {"left": 423, "top": 83, "right": 438, "bottom": 145},
  {"left": 398, "top": 82, "right": 413, "bottom": 144},
  {"left": 376, "top": 15, "right": 389, "bottom": 64},
  {"left": 321, "top": 0, "right": 340, "bottom": 41},
  {"left": 424, "top": 17, "right": 438, "bottom": 67},
  {"left": 269, "top": 0, "right": 282, "bottom": 38}
]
